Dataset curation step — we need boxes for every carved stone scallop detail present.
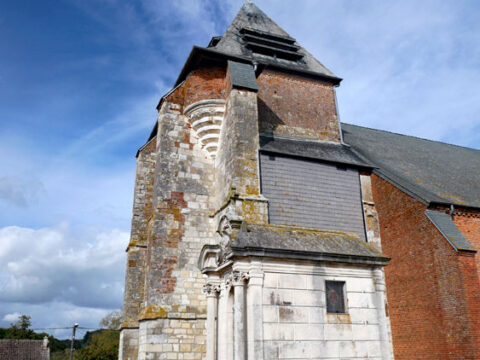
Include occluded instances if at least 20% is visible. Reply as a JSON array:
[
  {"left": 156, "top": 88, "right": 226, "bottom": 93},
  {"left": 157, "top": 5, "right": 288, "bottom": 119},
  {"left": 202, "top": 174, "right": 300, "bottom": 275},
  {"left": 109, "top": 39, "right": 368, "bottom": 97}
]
[{"left": 184, "top": 99, "right": 226, "bottom": 160}]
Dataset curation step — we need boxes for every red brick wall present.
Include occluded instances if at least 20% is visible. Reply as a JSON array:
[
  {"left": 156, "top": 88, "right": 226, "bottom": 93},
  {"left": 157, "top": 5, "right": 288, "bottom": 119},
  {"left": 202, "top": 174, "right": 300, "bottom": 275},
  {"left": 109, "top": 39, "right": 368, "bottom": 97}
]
[
  {"left": 454, "top": 209, "right": 480, "bottom": 252},
  {"left": 161, "top": 66, "right": 227, "bottom": 113},
  {"left": 372, "top": 174, "right": 480, "bottom": 360},
  {"left": 257, "top": 70, "right": 340, "bottom": 142},
  {"left": 184, "top": 66, "right": 226, "bottom": 108},
  {"left": 455, "top": 209, "right": 480, "bottom": 281}
]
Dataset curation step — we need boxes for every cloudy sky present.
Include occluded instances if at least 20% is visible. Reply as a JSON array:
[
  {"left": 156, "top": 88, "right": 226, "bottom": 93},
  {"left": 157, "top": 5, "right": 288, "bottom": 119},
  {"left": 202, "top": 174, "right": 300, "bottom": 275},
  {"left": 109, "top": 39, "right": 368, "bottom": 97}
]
[{"left": 1, "top": 0, "right": 479, "bottom": 339}]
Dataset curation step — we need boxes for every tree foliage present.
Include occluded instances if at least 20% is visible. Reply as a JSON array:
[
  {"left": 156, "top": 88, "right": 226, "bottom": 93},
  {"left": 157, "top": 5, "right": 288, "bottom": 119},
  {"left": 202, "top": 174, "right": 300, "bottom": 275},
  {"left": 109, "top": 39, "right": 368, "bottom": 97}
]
[
  {"left": 0, "top": 314, "right": 72, "bottom": 355},
  {"left": 8, "top": 315, "right": 35, "bottom": 339},
  {"left": 0, "top": 314, "right": 119, "bottom": 360},
  {"left": 73, "top": 330, "right": 119, "bottom": 360}
]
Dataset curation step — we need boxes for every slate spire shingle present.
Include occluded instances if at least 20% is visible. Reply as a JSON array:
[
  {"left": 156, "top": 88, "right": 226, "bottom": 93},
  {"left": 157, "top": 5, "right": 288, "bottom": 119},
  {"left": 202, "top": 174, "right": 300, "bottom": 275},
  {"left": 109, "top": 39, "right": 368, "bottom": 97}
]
[{"left": 211, "top": 1, "right": 337, "bottom": 78}]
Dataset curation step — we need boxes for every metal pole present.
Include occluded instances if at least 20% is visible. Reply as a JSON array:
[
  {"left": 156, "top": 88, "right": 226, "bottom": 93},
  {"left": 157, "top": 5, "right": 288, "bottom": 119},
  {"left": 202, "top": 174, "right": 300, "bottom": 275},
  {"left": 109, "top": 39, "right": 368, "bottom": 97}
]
[{"left": 69, "top": 323, "right": 79, "bottom": 360}]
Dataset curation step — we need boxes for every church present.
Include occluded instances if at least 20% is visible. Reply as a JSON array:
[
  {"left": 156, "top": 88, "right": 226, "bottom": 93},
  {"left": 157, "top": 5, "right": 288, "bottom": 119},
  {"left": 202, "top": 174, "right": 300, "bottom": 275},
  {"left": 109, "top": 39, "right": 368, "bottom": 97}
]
[{"left": 119, "top": 2, "right": 480, "bottom": 359}]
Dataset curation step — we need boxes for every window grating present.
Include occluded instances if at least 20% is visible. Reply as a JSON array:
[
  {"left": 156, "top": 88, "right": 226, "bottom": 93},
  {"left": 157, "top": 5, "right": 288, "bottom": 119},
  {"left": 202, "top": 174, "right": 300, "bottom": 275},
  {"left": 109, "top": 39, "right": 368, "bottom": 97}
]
[
  {"left": 326, "top": 281, "right": 346, "bottom": 314},
  {"left": 240, "top": 27, "right": 303, "bottom": 61}
]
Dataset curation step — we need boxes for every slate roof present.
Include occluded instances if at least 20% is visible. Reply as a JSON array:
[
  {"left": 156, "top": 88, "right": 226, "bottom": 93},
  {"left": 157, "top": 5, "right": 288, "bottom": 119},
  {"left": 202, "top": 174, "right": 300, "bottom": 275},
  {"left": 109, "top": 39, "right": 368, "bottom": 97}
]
[
  {"left": 342, "top": 123, "right": 480, "bottom": 209},
  {"left": 227, "top": 60, "right": 258, "bottom": 92},
  {"left": 425, "top": 210, "right": 476, "bottom": 252},
  {"left": 174, "top": 2, "right": 341, "bottom": 87},
  {"left": 229, "top": 223, "right": 389, "bottom": 266},
  {"left": 212, "top": 2, "right": 338, "bottom": 80},
  {"left": 0, "top": 339, "right": 49, "bottom": 360},
  {"left": 259, "top": 135, "right": 372, "bottom": 168}
]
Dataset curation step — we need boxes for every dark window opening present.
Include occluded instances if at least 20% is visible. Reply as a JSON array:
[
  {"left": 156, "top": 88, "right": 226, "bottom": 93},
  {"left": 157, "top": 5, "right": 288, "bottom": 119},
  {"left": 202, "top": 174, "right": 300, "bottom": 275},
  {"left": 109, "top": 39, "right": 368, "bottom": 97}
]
[
  {"left": 240, "top": 27, "right": 304, "bottom": 61},
  {"left": 208, "top": 36, "right": 222, "bottom": 47},
  {"left": 326, "top": 281, "right": 346, "bottom": 314}
]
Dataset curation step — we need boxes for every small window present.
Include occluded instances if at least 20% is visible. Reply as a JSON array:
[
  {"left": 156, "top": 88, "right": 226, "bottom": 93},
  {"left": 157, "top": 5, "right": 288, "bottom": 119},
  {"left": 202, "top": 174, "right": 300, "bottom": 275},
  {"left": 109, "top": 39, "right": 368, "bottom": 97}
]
[{"left": 326, "top": 281, "right": 346, "bottom": 314}]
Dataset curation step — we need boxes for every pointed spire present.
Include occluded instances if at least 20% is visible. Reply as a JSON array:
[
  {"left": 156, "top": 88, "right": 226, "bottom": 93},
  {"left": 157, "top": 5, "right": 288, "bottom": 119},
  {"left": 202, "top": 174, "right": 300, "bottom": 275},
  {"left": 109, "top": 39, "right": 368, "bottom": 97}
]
[{"left": 211, "top": 2, "right": 337, "bottom": 79}]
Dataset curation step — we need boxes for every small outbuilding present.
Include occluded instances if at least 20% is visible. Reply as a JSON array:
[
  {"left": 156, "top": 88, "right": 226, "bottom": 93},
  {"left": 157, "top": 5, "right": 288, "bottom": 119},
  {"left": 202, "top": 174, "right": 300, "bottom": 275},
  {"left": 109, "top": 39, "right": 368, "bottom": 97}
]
[{"left": 0, "top": 337, "right": 50, "bottom": 360}]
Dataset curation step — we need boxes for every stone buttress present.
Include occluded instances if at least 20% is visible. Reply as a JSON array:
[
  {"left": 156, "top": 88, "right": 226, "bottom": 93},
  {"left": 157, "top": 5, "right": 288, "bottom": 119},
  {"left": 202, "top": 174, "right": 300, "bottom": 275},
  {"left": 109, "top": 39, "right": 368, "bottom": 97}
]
[{"left": 120, "top": 137, "right": 155, "bottom": 360}]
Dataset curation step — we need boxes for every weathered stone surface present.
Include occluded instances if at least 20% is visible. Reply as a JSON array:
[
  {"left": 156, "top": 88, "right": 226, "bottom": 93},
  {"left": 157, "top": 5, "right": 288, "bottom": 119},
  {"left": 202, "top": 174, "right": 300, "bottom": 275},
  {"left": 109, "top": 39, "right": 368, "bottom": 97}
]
[
  {"left": 120, "top": 137, "right": 157, "bottom": 358},
  {"left": 261, "top": 261, "right": 387, "bottom": 359}
]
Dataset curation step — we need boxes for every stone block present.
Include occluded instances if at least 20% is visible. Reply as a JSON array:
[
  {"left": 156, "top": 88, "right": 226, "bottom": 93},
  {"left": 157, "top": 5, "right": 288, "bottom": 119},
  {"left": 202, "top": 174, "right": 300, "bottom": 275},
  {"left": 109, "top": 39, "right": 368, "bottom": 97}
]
[
  {"left": 294, "top": 323, "right": 324, "bottom": 340},
  {"left": 278, "top": 306, "right": 309, "bottom": 323},
  {"left": 308, "top": 307, "right": 326, "bottom": 324},
  {"left": 353, "top": 340, "right": 369, "bottom": 358},
  {"left": 292, "top": 289, "right": 324, "bottom": 307},
  {"left": 324, "top": 323, "right": 353, "bottom": 341},
  {"left": 352, "top": 324, "right": 380, "bottom": 341},
  {"left": 263, "top": 272, "right": 278, "bottom": 288},
  {"left": 349, "top": 307, "right": 378, "bottom": 324},
  {"left": 367, "top": 340, "right": 382, "bottom": 357},
  {"left": 345, "top": 277, "right": 376, "bottom": 293},
  {"left": 305, "top": 274, "right": 326, "bottom": 291},
  {"left": 263, "top": 323, "right": 294, "bottom": 341},
  {"left": 263, "top": 288, "right": 293, "bottom": 306},
  {"left": 277, "top": 273, "right": 307, "bottom": 289},
  {"left": 338, "top": 340, "right": 358, "bottom": 358},
  {"left": 347, "top": 292, "right": 376, "bottom": 309},
  {"left": 263, "top": 305, "right": 278, "bottom": 323}
]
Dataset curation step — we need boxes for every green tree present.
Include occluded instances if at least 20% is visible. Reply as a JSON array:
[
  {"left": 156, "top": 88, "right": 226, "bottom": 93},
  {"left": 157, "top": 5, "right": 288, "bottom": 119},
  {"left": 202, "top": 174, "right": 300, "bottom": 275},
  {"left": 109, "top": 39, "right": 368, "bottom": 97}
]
[
  {"left": 8, "top": 315, "right": 35, "bottom": 339},
  {"left": 74, "top": 330, "right": 119, "bottom": 360}
]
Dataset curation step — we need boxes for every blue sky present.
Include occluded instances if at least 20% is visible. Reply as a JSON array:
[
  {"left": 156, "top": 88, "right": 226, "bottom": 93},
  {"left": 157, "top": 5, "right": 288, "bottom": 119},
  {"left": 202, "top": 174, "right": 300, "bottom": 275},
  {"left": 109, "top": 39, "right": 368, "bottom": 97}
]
[{"left": 0, "top": 0, "right": 479, "bottom": 339}]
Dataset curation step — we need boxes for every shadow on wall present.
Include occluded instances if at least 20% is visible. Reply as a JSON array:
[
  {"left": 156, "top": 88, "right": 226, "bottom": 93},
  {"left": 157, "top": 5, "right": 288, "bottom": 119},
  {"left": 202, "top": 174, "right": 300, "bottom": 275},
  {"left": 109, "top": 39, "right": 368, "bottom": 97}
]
[{"left": 258, "top": 97, "right": 285, "bottom": 137}]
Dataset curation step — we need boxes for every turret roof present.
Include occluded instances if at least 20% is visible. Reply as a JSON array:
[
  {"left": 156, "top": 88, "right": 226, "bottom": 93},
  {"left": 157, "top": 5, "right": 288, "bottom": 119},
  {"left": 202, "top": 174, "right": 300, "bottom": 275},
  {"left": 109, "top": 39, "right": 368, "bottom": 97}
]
[
  {"left": 174, "top": 2, "right": 340, "bottom": 87},
  {"left": 211, "top": 1, "right": 337, "bottom": 79}
]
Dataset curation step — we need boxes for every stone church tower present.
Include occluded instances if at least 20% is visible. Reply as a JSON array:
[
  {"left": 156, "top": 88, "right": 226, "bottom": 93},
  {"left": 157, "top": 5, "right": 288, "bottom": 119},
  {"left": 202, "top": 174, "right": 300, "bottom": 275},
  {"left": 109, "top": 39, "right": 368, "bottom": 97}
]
[{"left": 120, "top": 2, "right": 394, "bottom": 359}]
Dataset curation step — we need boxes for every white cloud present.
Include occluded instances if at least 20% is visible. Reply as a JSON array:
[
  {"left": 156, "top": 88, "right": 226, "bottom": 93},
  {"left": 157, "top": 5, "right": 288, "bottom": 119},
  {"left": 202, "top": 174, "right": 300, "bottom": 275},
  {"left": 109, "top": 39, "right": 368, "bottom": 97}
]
[
  {"left": 0, "top": 224, "right": 128, "bottom": 309},
  {"left": 2, "top": 312, "right": 20, "bottom": 323}
]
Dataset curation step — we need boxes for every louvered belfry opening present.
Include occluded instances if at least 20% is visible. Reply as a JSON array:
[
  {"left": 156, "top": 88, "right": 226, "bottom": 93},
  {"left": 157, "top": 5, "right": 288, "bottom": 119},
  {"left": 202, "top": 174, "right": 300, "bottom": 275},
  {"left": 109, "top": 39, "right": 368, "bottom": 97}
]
[{"left": 240, "top": 27, "right": 304, "bottom": 61}]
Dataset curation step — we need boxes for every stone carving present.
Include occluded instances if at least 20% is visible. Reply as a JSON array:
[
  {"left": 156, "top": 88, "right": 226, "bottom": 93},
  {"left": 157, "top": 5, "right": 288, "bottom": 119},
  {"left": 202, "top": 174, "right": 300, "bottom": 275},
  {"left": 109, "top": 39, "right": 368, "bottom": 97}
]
[
  {"left": 202, "top": 283, "right": 220, "bottom": 296},
  {"left": 198, "top": 245, "right": 223, "bottom": 273},
  {"left": 183, "top": 99, "right": 226, "bottom": 160},
  {"left": 231, "top": 271, "right": 250, "bottom": 286},
  {"left": 216, "top": 203, "right": 243, "bottom": 264}
]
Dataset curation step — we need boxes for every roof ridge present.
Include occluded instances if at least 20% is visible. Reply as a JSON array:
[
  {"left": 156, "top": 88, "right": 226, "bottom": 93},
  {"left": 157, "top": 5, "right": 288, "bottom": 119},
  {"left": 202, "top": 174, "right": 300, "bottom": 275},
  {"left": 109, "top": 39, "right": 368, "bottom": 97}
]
[{"left": 342, "top": 122, "right": 480, "bottom": 152}]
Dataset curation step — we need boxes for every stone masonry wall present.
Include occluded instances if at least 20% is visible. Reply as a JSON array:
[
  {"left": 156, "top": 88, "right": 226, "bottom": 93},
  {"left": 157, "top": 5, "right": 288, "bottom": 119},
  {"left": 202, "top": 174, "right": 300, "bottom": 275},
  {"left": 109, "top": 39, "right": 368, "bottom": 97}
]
[
  {"left": 214, "top": 87, "right": 268, "bottom": 224},
  {"left": 143, "top": 99, "right": 215, "bottom": 312},
  {"left": 130, "top": 139, "right": 157, "bottom": 248},
  {"left": 372, "top": 174, "right": 480, "bottom": 360},
  {"left": 138, "top": 318, "right": 206, "bottom": 360},
  {"left": 360, "top": 173, "right": 382, "bottom": 250},
  {"left": 262, "top": 263, "right": 388, "bottom": 359},
  {"left": 137, "top": 76, "right": 221, "bottom": 358},
  {"left": 121, "top": 138, "right": 157, "bottom": 359},
  {"left": 257, "top": 70, "right": 340, "bottom": 142},
  {"left": 119, "top": 329, "right": 140, "bottom": 360}
]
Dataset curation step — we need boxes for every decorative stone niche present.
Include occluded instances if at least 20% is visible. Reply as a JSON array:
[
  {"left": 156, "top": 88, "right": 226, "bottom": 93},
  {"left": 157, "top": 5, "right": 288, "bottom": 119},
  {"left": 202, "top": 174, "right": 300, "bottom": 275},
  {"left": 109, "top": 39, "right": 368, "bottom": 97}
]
[{"left": 184, "top": 99, "right": 226, "bottom": 160}]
